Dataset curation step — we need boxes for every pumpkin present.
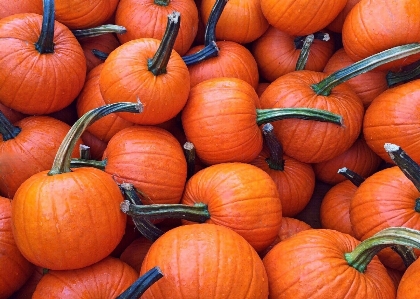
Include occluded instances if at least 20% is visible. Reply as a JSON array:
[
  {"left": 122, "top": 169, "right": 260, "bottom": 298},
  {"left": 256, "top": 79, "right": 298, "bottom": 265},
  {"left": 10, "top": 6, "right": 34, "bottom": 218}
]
[
  {"left": 139, "top": 223, "right": 269, "bottom": 298},
  {"left": 0, "top": 103, "right": 25, "bottom": 124},
  {"left": 0, "top": 0, "right": 86, "bottom": 115},
  {"left": 0, "top": 1, "right": 42, "bottom": 19},
  {"left": 100, "top": 12, "right": 190, "bottom": 125},
  {"left": 120, "top": 237, "right": 154, "bottom": 272},
  {"left": 326, "top": 0, "right": 361, "bottom": 33},
  {"left": 11, "top": 103, "right": 141, "bottom": 270},
  {"left": 115, "top": 0, "right": 198, "bottom": 55},
  {"left": 397, "top": 257, "right": 420, "bottom": 299},
  {"left": 9, "top": 266, "right": 45, "bottom": 299},
  {"left": 0, "top": 196, "right": 34, "bottom": 299}
]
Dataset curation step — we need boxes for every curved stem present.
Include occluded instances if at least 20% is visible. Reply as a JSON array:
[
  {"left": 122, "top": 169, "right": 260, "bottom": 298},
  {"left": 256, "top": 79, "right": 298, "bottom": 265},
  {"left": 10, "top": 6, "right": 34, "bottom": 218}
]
[
  {"left": 70, "top": 158, "right": 107, "bottom": 170},
  {"left": 121, "top": 201, "right": 211, "bottom": 223},
  {"left": 35, "top": 0, "right": 55, "bottom": 54},
  {"left": 183, "top": 141, "right": 196, "bottom": 180},
  {"left": 92, "top": 49, "right": 109, "bottom": 61},
  {"left": 116, "top": 266, "right": 163, "bottom": 299},
  {"left": 148, "top": 11, "right": 180, "bottom": 76},
  {"left": 256, "top": 107, "right": 343, "bottom": 127},
  {"left": 48, "top": 102, "right": 143, "bottom": 176},
  {"left": 182, "top": 41, "right": 219, "bottom": 66},
  {"left": 345, "top": 227, "right": 420, "bottom": 273},
  {"left": 295, "top": 34, "right": 314, "bottom": 71},
  {"left": 391, "top": 245, "right": 417, "bottom": 269},
  {"left": 262, "top": 123, "right": 284, "bottom": 171},
  {"left": 204, "top": 0, "right": 228, "bottom": 46},
  {"left": 0, "top": 111, "right": 21, "bottom": 141},
  {"left": 384, "top": 143, "right": 420, "bottom": 192},
  {"left": 72, "top": 25, "right": 127, "bottom": 39},
  {"left": 337, "top": 167, "right": 365, "bottom": 187},
  {"left": 312, "top": 43, "right": 420, "bottom": 96},
  {"left": 386, "top": 59, "right": 420, "bottom": 87}
]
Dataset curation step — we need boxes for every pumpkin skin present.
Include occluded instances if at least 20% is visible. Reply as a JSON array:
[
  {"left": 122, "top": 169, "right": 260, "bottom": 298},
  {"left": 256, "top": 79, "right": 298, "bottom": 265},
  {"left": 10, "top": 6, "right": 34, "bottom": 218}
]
[
  {"left": 9, "top": 266, "right": 44, "bottom": 299},
  {"left": 32, "top": 257, "right": 138, "bottom": 299},
  {"left": 181, "top": 162, "right": 282, "bottom": 252},
  {"left": 115, "top": 0, "right": 198, "bottom": 55},
  {"left": 397, "top": 257, "right": 420, "bottom": 299},
  {"left": 102, "top": 126, "right": 187, "bottom": 205},
  {"left": 263, "top": 229, "right": 396, "bottom": 299},
  {"left": 140, "top": 223, "right": 269, "bottom": 299},
  {"left": 251, "top": 26, "right": 335, "bottom": 82},
  {"left": 200, "top": 0, "right": 269, "bottom": 44},
  {"left": 0, "top": 1, "right": 42, "bottom": 19},
  {"left": 363, "top": 79, "right": 420, "bottom": 164},
  {"left": 181, "top": 77, "right": 263, "bottom": 165},
  {"left": 326, "top": 0, "right": 361, "bottom": 33},
  {"left": 259, "top": 70, "right": 364, "bottom": 164},
  {"left": 0, "top": 196, "right": 34, "bottom": 299},
  {"left": 119, "top": 237, "right": 154, "bottom": 272},
  {"left": 0, "top": 13, "right": 86, "bottom": 115},
  {"left": 0, "top": 103, "right": 25, "bottom": 124},
  {"left": 342, "top": 0, "right": 420, "bottom": 71},
  {"left": 260, "top": 0, "right": 347, "bottom": 36},
  {"left": 11, "top": 167, "right": 127, "bottom": 270}
]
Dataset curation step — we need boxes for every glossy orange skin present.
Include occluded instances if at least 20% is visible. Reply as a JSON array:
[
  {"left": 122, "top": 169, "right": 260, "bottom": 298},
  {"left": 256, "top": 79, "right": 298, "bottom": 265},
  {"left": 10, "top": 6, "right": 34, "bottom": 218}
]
[
  {"left": 182, "top": 77, "right": 263, "bottom": 165},
  {"left": 186, "top": 41, "right": 260, "bottom": 89},
  {"left": 350, "top": 166, "right": 420, "bottom": 270},
  {"left": 140, "top": 223, "right": 269, "bottom": 299},
  {"left": 76, "top": 64, "right": 133, "bottom": 142},
  {"left": 0, "top": 1, "right": 42, "bottom": 19},
  {"left": 250, "top": 148, "right": 315, "bottom": 217},
  {"left": 320, "top": 180, "right": 357, "bottom": 237},
  {"left": 12, "top": 168, "right": 127, "bottom": 270},
  {"left": 115, "top": 0, "right": 198, "bottom": 55},
  {"left": 200, "top": 0, "right": 269, "bottom": 44},
  {"left": 260, "top": 0, "right": 347, "bottom": 36},
  {"left": 0, "top": 13, "right": 86, "bottom": 115},
  {"left": 363, "top": 79, "right": 420, "bottom": 164},
  {"left": 103, "top": 126, "right": 187, "bottom": 205},
  {"left": 0, "top": 116, "right": 82, "bottom": 199},
  {"left": 397, "top": 258, "right": 420, "bottom": 299},
  {"left": 251, "top": 26, "right": 335, "bottom": 82},
  {"left": 313, "top": 138, "right": 382, "bottom": 185},
  {"left": 323, "top": 48, "right": 388, "bottom": 108},
  {"left": 259, "top": 70, "right": 364, "bottom": 164},
  {"left": 0, "top": 196, "right": 34, "bottom": 299},
  {"left": 99, "top": 38, "right": 190, "bottom": 125},
  {"left": 342, "top": 0, "right": 420, "bottom": 71},
  {"left": 181, "top": 162, "right": 282, "bottom": 252},
  {"left": 32, "top": 257, "right": 138, "bottom": 298},
  {"left": 263, "top": 229, "right": 396, "bottom": 299}
]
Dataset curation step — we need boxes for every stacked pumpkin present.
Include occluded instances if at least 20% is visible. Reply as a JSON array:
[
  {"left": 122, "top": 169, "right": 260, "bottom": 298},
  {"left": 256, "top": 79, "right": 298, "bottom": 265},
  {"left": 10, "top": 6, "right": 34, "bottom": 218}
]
[{"left": 2, "top": 0, "right": 420, "bottom": 298}]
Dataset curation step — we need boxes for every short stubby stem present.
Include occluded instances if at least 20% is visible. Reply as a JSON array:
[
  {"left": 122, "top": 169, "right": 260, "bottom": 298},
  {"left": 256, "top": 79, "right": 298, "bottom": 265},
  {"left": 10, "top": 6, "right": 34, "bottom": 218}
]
[
  {"left": 0, "top": 111, "right": 21, "bottom": 141},
  {"left": 337, "top": 167, "right": 365, "bottom": 187}
]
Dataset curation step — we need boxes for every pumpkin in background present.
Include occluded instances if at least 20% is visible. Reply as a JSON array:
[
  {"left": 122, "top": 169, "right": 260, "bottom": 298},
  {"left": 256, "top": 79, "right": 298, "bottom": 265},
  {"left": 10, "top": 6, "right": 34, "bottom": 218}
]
[
  {"left": 9, "top": 266, "right": 45, "bottom": 299},
  {"left": 140, "top": 223, "right": 269, "bottom": 298},
  {"left": 0, "top": 103, "right": 25, "bottom": 124},
  {"left": 326, "top": 0, "right": 361, "bottom": 33},
  {"left": 0, "top": 196, "right": 34, "bottom": 299},
  {"left": 0, "top": 0, "right": 86, "bottom": 115},
  {"left": 0, "top": 1, "right": 42, "bottom": 19},
  {"left": 120, "top": 237, "right": 154, "bottom": 272}
]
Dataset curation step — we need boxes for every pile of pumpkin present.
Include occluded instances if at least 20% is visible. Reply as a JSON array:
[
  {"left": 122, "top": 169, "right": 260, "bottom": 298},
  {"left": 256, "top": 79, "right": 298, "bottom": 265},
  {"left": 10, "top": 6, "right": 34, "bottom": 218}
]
[{"left": 3, "top": 0, "right": 420, "bottom": 298}]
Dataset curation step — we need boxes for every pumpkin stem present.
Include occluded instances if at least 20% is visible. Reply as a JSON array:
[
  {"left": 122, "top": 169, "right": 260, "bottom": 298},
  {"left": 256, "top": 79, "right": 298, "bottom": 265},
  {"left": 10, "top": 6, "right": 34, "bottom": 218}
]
[
  {"left": 35, "top": 0, "right": 55, "bottom": 54},
  {"left": 256, "top": 107, "right": 343, "bottom": 127},
  {"left": 121, "top": 201, "right": 211, "bottom": 223},
  {"left": 72, "top": 24, "right": 127, "bottom": 39},
  {"left": 79, "top": 144, "right": 91, "bottom": 160},
  {"left": 154, "top": 0, "right": 170, "bottom": 6},
  {"left": 311, "top": 43, "right": 420, "bottom": 96},
  {"left": 120, "top": 183, "right": 164, "bottom": 241},
  {"left": 182, "top": 41, "right": 219, "bottom": 66},
  {"left": 415, "top": 198, "right": 420, "bottom": 213},
  {"left": 295, "top": 34, "right": 314, "bottom": 71},
  {"left": 0, "top": 111, "right": 21, "bottom": 141},
  {"left": 69, "top": 158, "right": 108, "bottom": 170},
  {"left": 148, "top": 11, "right": 180, "bottom": 76},
  {"left": 337, "top": 167, "right": 365, "bottom": 187},
  {"left": 386, "top": 59, "right": 420, "bottom": 87},
  {"left": 183, "top": 141, "right": 196, "bottom": 180},
  {"left": 262, "top": 123, "right": 284, "bottom": 171},
  {"left": 48, "top": 101, "right": 143, "bottom": 176},
  {"left": 92, "top": 49, "right": 109, "bottom": 61},
  {"left": 294, "top": 31, "right": 330, "bottom": 49},
  {"left": 384, "top": 143, "right": 420, "bottom": 192},
  {"left": 345, "top": 227, "right": 420, "bottom": 273},
  {"left": 390, "top": 245, "right": 418, "bottom": 269},
  {"left": 116, "top": 266, "right": 163, "bottom": 299}
]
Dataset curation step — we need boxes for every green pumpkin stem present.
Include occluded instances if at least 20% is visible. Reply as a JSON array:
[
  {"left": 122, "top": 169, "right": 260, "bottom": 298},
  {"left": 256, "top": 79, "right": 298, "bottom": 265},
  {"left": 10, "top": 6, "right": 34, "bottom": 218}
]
[
  {"left": 0, "top": 111, "right": 21, "bottom": 141},
  {"left": 48, "top": 102, "right": 143, "bottom": 176},
  {"left": 121, "top": 201, "right": 211, "bottom": 223},
  {"left": 337, "top": 167, "right": 365, "bottom": 187},
  {"left": 69, "top": 158, "right": 107, "bottom": 170},
  {"left": 35, "top": 0, "right": 55, "bottom": 54},
  {"left": 72, "top": 24, "right": 127, "bottom": 39},
  {"left": 120, "top": 183, "right": 164, "bottom": 241},
  {"left": 295, "top": 34, "right": 314, "bottom": 71},
  {"left": 92, "top": 49, "right": 109, "bottom": 61},
  {"left": 262, "top": 123, "right": 284, "bottom": 171},
  {"left": 183, "top": 141, "right": 196, "bottom": 180},
  {"left": 148, "top": 11, "right": 180, "bottom": 76},
  {"left": 256, "top": 107, "right": 343, "bottom": 127},
  {"left": 386, "top": 59, "right": 420, "bottom": 87},
  {"left": 312, "top": 43, "right": 420, "bottom": 96},
  {"left": 116, "top": 266, "right": 163, "bottom": 299},
  {"left": 384, "top": 143, "right": 420, "bottom": 192},
  {"left": 345, "top": 227, "right": 420, "bottom": 273},
  {"left": 154, "top": 0, "right": 170, "bottom": 6}
]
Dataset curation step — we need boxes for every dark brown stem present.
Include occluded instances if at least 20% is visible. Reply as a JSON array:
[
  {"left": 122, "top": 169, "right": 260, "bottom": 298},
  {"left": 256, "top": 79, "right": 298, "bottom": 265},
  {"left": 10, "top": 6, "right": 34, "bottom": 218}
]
[
  {"left": 337, "top": 167, "right": 365, "bottom": 187},
  {"left": 204, "top": 0, "right": 228, "bottom": 46},
  {"left": 0, "top": 111, "right": 21, "bottom": 141},
  {"left": 183, "top": 141, "right": 196, "bottom": 180},
  {"left": 262, "top": 123, "right": 284, "bottom": 171},
  {"left": 35, "top": 0, "right": 55, "bottom": 54},
  {"left": 386, "top": 59, "right": 420, "bottom": 87},
  {"left": 391, "top": 245, "right": 417, "bottom": 269},
  {"left": 92, "top": 49, "right": 109, "bottom": 61},
  {"left": 116, "top": 266, "right": 163, "bottom": 299},
  {"left": 72, "top": 24, "right": 127, "bottom": 38},
  {"left": 79, "top": 144, "right": 91, "bottom": 160}
]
